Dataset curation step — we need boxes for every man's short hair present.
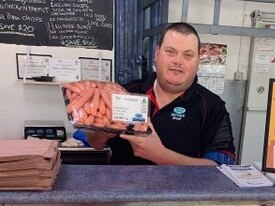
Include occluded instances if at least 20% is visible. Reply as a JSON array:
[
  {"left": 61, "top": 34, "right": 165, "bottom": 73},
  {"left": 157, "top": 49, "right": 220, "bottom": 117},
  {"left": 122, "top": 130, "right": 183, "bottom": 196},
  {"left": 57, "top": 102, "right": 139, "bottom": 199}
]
[{"left": 158, "top": 22, "right": 201, "bottom": 52}]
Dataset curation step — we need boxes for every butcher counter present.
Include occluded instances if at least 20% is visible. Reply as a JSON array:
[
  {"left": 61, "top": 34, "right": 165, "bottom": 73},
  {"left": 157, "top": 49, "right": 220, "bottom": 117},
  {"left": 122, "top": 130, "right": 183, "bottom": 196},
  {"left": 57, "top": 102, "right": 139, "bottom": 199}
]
[{"left": 1, "top": 165, "right": 275, "bottom": 206}]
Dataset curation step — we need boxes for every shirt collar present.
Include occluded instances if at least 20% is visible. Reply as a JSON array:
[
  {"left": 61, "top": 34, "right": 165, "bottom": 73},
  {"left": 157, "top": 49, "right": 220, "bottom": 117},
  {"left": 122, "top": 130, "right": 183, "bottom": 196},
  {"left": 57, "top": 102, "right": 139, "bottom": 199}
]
[{"left": 141, "top": 72, "right": 198, "bottom": 103}]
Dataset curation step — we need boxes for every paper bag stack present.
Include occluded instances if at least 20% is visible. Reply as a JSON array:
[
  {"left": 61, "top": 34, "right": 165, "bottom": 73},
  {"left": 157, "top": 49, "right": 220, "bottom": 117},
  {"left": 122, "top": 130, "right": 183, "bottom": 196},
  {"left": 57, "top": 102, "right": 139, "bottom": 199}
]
[{"left": 0, "top": 139, "right": 61, "bottom": 190}]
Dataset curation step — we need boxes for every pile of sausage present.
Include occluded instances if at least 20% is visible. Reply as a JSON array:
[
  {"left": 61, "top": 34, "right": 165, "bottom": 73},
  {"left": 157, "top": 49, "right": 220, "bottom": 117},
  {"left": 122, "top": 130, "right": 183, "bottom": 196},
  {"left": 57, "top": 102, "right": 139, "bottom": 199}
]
[{"left": 61, "top": 80, "right": 148, "bottom": 133}]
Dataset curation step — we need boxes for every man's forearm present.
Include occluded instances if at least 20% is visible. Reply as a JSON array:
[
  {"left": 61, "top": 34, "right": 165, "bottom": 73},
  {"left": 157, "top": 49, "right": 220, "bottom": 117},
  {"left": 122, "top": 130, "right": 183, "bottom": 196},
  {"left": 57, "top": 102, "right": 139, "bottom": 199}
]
[{"left": 153, "top": 148, "right": 217, "bottom": 166}]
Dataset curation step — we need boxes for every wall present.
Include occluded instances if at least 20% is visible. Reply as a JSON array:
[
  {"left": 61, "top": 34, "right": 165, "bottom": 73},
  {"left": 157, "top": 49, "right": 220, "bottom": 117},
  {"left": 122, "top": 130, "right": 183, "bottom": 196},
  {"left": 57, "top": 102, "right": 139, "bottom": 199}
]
[
  {"left": 0, "top": 43, "right": 113, "bottom": 139},
  {"left": 169, "top": 0, "right": 261, "bottom": 81},
  {"left": 168, "top": 0, "right": 275, "bottom": 164}
]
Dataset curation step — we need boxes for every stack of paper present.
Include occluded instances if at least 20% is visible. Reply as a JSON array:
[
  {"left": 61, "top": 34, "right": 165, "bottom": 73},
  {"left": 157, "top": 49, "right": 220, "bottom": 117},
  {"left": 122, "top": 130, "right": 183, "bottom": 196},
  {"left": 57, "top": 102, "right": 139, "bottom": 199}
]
[
  {"left": 218, "top": 164, "right": 274, "bottom": 187},
  {"left": 0, "top": 139, "right": 61, "bottom": 190}
]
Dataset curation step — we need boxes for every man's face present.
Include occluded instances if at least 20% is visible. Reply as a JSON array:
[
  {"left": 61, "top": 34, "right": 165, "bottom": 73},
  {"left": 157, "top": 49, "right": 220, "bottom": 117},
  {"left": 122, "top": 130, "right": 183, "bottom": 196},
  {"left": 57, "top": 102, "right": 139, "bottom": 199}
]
[{"left": 155, "top": 30, "right": 200, "bottom": 94}]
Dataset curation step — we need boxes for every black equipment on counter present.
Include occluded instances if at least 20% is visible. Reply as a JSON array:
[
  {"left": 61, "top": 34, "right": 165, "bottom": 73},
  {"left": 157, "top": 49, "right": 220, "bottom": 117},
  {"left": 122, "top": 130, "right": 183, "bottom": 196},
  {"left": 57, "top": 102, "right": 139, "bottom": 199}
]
[{"left": 24, "top": 120, "right": 67, "bottom": 142}]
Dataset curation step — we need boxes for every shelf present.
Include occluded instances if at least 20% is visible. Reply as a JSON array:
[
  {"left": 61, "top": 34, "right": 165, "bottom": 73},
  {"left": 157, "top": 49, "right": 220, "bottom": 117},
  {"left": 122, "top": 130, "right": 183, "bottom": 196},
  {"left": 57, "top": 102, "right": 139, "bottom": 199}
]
[
  {"left": 143, "top": 0, "right": 275, "bottom": 38},
  {"left": 143, "top": 23, "right": 275, "bottom": 38},
  {"left": 58, "top": 146, "right": 111, "bottom": 152},
  {"left": 17, "top": 79, "right": 62, "bottom": 86}
]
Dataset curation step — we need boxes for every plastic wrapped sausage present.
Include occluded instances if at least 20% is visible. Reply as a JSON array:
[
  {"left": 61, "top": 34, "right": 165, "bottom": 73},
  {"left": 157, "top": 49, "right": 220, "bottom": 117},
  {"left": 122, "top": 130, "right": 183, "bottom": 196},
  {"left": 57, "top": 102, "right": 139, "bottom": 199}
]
[{"left": 61, "top": 80, "right": 149, "bottom": 134}]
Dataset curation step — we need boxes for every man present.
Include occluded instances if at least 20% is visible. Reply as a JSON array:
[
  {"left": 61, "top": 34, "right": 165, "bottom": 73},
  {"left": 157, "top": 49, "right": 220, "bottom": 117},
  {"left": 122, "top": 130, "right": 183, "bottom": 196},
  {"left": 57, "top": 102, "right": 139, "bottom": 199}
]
[{"left": 87, "top": 22, "right": 235, "bottom": 165}]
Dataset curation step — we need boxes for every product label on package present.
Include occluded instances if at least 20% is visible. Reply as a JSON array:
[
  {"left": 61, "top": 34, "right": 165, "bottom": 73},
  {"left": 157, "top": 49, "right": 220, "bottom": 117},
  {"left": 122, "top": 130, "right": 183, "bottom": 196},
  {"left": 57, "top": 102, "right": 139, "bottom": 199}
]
[{"left": 112, "top": 94, "right": 149, "bottom": 123}]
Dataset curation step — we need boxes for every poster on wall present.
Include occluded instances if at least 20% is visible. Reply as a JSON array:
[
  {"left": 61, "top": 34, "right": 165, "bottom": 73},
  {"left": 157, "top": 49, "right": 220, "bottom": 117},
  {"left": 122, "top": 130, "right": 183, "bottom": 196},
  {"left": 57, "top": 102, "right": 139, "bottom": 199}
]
[
  {"left": 16, "top": 53, "right": 51, "bottom": 79},
  {"left": 254, "top": 48, "right": 273, "bottom": 73},
  {"left": 79, "top": 57, "right": 112, "bottom": 81},
  {"left": 49, "top": 58, "right": 81, "bottom": 82},
  {"left": 198, "top": 43, "right": 227, "bottom": 95},
  {"left": 262, "top": 79, "right": 275, "bottom": 172}
]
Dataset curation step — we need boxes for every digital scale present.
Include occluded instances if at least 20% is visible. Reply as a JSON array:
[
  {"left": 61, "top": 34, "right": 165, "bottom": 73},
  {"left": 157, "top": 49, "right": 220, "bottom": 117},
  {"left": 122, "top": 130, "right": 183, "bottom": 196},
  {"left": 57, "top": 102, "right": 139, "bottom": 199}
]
[{"left": 24, "top": 120, "right": 67, "bottom": 142}]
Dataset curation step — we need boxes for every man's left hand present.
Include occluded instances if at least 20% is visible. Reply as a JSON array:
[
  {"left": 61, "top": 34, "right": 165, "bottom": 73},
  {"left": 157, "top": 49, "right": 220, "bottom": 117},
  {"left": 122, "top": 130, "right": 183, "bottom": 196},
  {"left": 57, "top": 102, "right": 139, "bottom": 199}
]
[{"left": 119, "top": 120, "right": 166, "bottom": 163}]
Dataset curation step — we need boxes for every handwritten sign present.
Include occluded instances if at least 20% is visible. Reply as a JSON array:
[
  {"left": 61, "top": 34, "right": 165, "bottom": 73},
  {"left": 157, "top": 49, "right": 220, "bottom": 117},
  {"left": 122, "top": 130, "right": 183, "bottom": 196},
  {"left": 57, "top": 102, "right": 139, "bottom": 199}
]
[{"left": 0, "top": 0, "right": 113, "bottom": 50}]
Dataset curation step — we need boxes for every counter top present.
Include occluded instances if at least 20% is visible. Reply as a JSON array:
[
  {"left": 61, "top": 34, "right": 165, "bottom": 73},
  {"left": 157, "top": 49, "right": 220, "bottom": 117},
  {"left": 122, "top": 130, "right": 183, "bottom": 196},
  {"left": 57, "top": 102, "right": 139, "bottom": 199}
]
[{"left": 1, "top": 165, "right": 275, "bottom": 205}]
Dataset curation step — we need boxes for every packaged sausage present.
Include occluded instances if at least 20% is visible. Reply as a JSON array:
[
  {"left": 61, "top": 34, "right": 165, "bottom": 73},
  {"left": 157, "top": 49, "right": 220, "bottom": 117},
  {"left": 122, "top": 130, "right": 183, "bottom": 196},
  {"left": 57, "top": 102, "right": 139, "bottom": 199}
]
[{"left": 61, "top": 80, "right": 149, "bottom": 134}]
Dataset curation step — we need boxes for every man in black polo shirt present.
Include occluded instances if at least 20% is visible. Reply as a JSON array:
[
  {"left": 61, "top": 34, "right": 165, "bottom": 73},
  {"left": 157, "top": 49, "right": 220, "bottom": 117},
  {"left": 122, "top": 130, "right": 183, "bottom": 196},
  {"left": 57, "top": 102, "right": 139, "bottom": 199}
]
[{"left": 87, "top": 22, "right": 235, "bottom": 165}]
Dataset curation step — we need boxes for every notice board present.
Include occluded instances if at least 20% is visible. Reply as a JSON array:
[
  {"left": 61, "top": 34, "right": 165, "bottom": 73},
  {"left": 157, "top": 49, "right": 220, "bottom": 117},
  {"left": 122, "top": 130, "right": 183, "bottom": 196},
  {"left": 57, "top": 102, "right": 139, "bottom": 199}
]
[{"left": 0, "top": 0, "right": 113, "bottom": 50}]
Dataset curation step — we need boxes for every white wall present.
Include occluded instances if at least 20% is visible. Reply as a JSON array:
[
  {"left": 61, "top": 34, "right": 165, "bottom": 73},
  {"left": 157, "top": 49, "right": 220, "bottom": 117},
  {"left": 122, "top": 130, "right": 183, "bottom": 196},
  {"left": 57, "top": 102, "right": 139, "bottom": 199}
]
[
  {"left": 240, "top": 112, "right": 267, "bottom": 164},
  {"left": 168, "top": 0, "right": 275, "bottom": 164},
  {"left": 168, "top": 0, "right": 266, "bottom": 81},
  {"left": 0, "top": 43, "right": 113, "bottom": 139}
]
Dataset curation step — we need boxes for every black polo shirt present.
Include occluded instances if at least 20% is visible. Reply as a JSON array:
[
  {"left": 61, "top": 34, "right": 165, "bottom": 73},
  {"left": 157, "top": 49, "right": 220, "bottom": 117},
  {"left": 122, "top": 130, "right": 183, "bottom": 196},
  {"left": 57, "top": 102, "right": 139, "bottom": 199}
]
[{"left": 108, "top": 73, "right": 235, "bottom": 165}]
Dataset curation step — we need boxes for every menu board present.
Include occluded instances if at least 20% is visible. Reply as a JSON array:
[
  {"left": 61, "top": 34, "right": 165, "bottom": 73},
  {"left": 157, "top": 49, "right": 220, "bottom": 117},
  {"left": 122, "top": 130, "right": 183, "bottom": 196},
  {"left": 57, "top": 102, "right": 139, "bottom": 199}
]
[{"left": 0, "top": 0, "right": 113, "bottom": 50}]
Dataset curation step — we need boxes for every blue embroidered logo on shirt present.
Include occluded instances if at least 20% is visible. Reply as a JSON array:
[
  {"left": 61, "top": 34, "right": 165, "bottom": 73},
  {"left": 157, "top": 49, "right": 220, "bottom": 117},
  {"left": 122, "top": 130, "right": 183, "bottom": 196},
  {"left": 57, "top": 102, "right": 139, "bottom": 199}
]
[{"left": 171, "top": 107, "right": 186, "bottom": 120}]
